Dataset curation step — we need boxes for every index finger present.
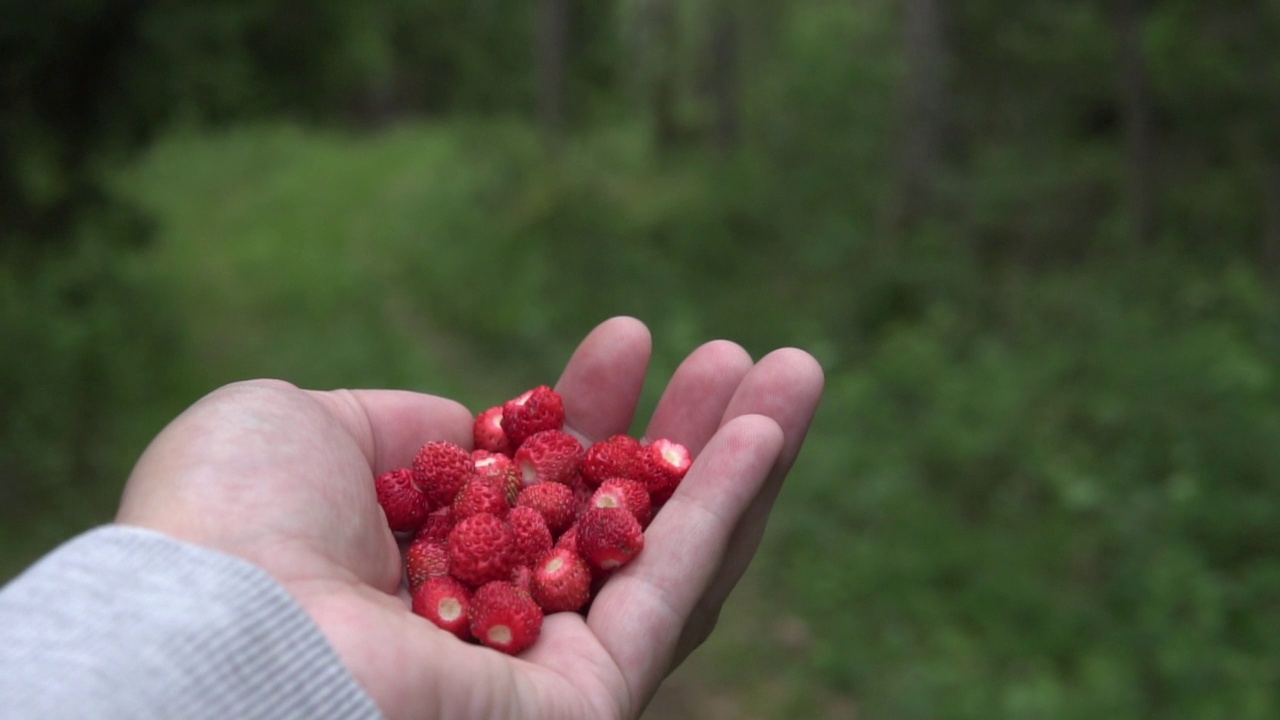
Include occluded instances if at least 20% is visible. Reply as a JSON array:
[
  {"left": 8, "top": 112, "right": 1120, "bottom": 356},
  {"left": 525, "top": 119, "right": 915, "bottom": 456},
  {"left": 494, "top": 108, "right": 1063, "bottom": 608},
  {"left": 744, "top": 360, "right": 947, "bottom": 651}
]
[{"left": 555, "top": 316, "right": 653, "bottom": 444}]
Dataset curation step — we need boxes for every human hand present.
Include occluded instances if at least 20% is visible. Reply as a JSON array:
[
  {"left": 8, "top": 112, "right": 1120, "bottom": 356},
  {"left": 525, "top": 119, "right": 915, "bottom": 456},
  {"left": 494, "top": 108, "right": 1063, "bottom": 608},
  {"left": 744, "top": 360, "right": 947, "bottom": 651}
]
[{"left": 116, "top": 316, "right": 824, "bottom": 720}]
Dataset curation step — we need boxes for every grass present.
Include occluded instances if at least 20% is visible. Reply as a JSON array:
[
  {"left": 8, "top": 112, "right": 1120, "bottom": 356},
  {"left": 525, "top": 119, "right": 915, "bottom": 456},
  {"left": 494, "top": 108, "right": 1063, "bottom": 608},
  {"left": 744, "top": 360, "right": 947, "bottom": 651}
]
[{"left": 121, "top": 124, "right": 491, "bottom": 395}]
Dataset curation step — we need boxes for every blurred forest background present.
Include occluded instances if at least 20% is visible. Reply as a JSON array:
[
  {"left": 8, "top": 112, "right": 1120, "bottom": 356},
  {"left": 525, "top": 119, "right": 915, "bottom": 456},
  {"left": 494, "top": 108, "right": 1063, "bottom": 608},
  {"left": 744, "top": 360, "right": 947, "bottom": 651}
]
[{"left": 4, "top": 0, "right": 1280, "bottom": 717}]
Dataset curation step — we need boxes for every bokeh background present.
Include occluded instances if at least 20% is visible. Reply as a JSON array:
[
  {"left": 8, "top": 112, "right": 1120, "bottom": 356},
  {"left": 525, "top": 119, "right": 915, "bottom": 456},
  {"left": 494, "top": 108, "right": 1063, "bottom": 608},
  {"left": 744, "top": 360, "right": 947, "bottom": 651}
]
[{"left": 4, "top": 0, "right": 1280, "bottom": 717}]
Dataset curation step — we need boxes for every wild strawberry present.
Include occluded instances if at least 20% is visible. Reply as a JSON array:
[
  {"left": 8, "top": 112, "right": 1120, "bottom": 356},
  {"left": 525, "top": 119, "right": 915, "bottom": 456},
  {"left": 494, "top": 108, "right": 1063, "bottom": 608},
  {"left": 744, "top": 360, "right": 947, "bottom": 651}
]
[
  {"left": 531, "top": 547, "right": 591, "bottom": 614},
  {"left": 507, "top": 506, "right": 553, "bottom": 568},
  {"left": 396, "top": 385, "right": 695, "bottom": 655},
  {"left": 638, "top": 438, "right": 692, "bottom": 506},
  {"left": 447, "top": 513, "right": 515, "bottom": 587},
  {"left": 590, "top": 478, "right": 653, "bottom": 527},
  {"left": 472, "top": 450, "right": 521, "bottom": 504},
  {"left": 406, "top": 538, "right": 449, "bottom": 590},
  {"left": 555, "top": 523, "right": 579, "bottom": 555},
  {"left": 577, "top": 507, "right": 644, "bottom": 571},
  {"left": 569, "top": 472, "right": 595, "bottom": 519},
  {"left": 515, "top": 482, "right": 576, "bottom": 536},
  {"left": 501, "top": 386, "right": 565, "bottom": 449},
  {"left": 469, "top": 581, "right": 543, "bottom": 655},
  {"left": 510, "top": 564, "right": 533, "bottom": 595},
  {"left": 514, "top": 430, "right": 584, "bottom": 486},
  {"left": 453, "top": 477, "right": 511, "bottom": 520},
  {"left": 416, "top": 507, "right": 456, "bottom": 543},
  {"left": 473, "top": 406, "right": 513, "bottom": 456},
  {"left": 412, "top": 575, "right": 472, "bottom": 640},
  {"left": 412, "top": 440, "right": 474, "bottom": 506},
  {"left": 581, "top": 434, "right": 644, "bottom": 487},
  {"left": 375, "top": 468, "right": 430, "bottom": 533}
]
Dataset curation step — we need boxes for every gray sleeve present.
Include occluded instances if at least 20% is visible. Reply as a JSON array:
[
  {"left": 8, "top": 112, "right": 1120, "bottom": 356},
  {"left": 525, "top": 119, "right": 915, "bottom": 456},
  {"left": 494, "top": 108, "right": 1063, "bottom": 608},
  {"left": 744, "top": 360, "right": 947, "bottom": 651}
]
[{"left": 0, "top": 525, "right": 384, "bottom": 720}]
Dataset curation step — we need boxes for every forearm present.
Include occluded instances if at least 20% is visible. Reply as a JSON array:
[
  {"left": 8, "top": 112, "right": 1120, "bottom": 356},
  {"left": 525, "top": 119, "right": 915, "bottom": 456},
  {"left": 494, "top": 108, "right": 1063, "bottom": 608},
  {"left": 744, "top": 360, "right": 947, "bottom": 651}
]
[{"left": 0, "top": 525, "right": 382, "bottom": 720}]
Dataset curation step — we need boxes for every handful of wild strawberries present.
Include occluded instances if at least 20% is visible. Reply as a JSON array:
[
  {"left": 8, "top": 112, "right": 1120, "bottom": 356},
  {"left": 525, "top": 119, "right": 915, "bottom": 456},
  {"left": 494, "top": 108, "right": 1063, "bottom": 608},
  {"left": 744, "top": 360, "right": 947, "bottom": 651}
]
[{"left": 374, "top": 385, "right": 692, "bottom": 655}]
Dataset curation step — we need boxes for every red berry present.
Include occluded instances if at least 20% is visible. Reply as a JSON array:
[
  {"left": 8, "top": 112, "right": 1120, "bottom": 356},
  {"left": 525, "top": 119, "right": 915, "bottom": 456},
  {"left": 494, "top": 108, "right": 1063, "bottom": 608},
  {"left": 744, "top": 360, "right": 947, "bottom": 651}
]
[
  {"left": 453, "top": 477, "right": 511, "bottom": 520},
  {"left": 473, "top": 406, "right": 513, "bottom": 456},
  {"left": 555, "top": 523, "right": 579, "bottom": 555},
  {"left": 447, "top": 513, "right": 516, "bottom": 587},
  {"left": 569, "top": 472, "right": 595, "bottom": 519},
  {"left": 514, "top": 429, "right": 584, "bottom": 487},
  {"left": 396, "top": 387, "right": 696, "bottom": 656},
  {"left": 638, "top": 438, "right": 692, "bottom": 506},
  {"left": 472, "top": 450, "right": 521, "bottom": 504},
  {"left": 501, "top": 386, "right": 565, "bottom": 449},
  {"left": 469, "top": 581, "right": 543, "bottom": 655},
  {"left": 406, "top": 538, "right": 449, "bottom": 590},
  {"left": 412, "top": 575, "right": 472, "bottom": 640},
  {"left": 412, "top": 441, "right": 474, "bottom": 506},
  {"left": 508, "top": 506, "right": 553, "bottom": 568},
  {"left": 531, "top": 548, "right": 591, "bottom": 614},
  {"left": 416, "top": 507, "right": 456, "bottom": 543},
  {"left": 581, "top": 434, "right": 644, "bottom": 488},
  {"left": 590, "top": 478, "right": 652, "bottom": 527},
  {"left": 510, "top": 564, "right": 533, "bottom": 594},
  {"left": 515, "top": 482, "right": 576, "bottom": 536},
  {"left": 577, "top": 507, "right": 644, "bottom": 571},
  {"left": 375, "top": 468, "right": 430, "bottom": 533}
]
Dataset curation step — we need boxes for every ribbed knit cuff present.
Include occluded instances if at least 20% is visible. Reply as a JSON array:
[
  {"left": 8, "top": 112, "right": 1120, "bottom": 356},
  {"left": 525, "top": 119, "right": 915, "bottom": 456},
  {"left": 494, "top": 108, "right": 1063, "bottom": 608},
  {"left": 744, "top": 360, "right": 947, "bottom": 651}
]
[{"left": 0, "top": 525, "right": 383, "bottom": 720}]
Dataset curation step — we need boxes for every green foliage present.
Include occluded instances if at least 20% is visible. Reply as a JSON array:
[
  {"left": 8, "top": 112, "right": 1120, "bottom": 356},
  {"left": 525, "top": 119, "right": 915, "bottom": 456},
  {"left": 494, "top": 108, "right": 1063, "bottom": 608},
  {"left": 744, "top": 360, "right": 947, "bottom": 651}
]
[
  {"left": 0, "top": 238, "right": 189, "bottom": 579},
  {"left": 746, "top": 0, "right": 898, "bottom": 222},
  {"left": 766, "top": 257, "right": 1280, "bottom": 718},
  {"left": 113, "top": 121, "right": 816, "bottom": 391},
  {"left": 113, "top": 124, "right": 515, "bottom": 398}
]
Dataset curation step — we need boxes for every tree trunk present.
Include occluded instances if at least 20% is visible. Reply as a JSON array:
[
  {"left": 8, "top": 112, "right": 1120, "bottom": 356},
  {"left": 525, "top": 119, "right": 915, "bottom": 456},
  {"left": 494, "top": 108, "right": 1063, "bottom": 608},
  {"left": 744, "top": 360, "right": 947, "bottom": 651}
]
[
  {"left": 708, "top": 7, "right": 740, "bottom": 153},
  {"left": 536, "top": 0, "right": 569, "bottom": 149},
  {"left": 886, "top": 0, "right": 949, "bottom": 237},
  {"left": 1261, "top": 160, "right": 1280, "bottom": 277},
  {"left": 650, "top": 0, "right": 680, "bottom": 150},
  {"left": 1117, "top": 0, "right": 1157, "bottom": 247},
  {"left": 1239, "top": 5, "right": 1280, "bottom": 277}
]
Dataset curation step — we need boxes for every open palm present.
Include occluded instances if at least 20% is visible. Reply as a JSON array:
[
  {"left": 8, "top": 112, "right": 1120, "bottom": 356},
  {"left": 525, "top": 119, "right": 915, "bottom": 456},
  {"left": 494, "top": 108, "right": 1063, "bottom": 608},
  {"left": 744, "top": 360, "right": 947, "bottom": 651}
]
[{"left": 116, "top": 317, "right": 823, "bottom": 720}]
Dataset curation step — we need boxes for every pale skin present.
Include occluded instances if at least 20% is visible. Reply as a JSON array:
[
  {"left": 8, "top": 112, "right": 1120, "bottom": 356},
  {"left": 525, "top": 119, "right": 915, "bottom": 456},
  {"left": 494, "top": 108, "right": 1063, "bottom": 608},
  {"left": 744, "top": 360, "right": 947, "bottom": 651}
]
[{"left": 116, "top": 316, "right": 824, "bottom": 720}]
